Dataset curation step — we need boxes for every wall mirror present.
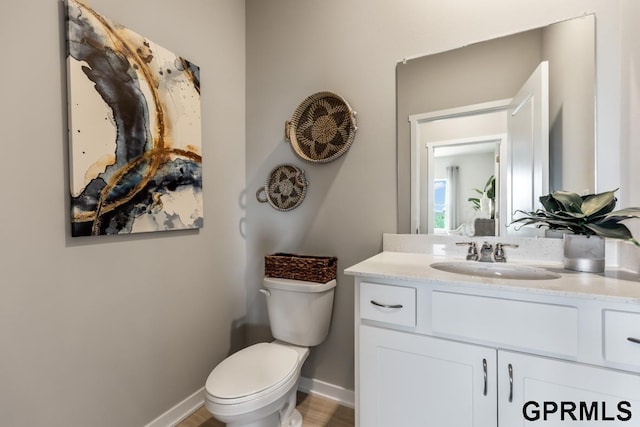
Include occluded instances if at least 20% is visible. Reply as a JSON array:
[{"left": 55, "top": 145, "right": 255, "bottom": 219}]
[{"left": 397, "top": 14, "right": 596, "bottom": 236}]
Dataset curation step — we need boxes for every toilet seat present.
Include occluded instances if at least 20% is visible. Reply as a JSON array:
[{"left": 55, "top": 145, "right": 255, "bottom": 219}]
[{"left": 205, "top": 342, "right": 300, "bottom": 405}]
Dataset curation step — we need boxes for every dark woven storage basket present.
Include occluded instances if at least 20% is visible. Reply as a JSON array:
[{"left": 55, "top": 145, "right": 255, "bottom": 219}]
[{"left": 265, "top": 253, "right": 337, "bottom": 283}]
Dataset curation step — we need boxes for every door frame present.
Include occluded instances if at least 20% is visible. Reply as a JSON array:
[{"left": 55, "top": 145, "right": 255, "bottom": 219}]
[{"left": 409, "top": 99, "right": 511, "bottom": 234}]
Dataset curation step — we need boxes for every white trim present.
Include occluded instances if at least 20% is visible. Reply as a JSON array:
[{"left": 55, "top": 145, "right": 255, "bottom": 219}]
[
  {"left": 144, "top": 387, "right": 205, "bottom": 427},
  {"left": 144, "top": 377, "right": 355, "bottom": 427},
  {"left": 298, "top": 377, "right": 355, "bottom": 409},
  {"left": 408, "top": 98, "right": 511, "bottom": 124}
]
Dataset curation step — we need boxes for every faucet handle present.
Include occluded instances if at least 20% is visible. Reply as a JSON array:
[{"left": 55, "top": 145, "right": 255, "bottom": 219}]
[
  {"left": 494, "top": 243, "right": 519, "bottom": 262},
  {"left": 456, "top": 242, "right": 479, "bottom": 261}
]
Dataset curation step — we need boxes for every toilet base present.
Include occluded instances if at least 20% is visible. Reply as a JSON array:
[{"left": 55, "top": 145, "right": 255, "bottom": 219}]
[
  {"left": 214, "top": 401, "right": 302, "bottom": 427},
  {"left": 225, "top": 412, "right": 279, "bottom": 427},
  {"left": 207, "top": 382, "right": 302, "bottom": 427},
  {"left": 282, "top": 409, "right": 302, "bottom": 427}
]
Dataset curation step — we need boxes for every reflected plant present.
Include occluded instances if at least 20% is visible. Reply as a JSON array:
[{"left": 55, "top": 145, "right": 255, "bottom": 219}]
[{"left": 468, "top": 175, "right": 495, "bottom": 218}]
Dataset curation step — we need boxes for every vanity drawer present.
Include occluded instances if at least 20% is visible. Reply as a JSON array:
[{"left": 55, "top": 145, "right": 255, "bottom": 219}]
[
  {"left": 432, "top": 291, "right": 578, "bottom": 356},
  {"left": 603, "top": 310, "right": 640, "bottom": 367},
  {"left": 360, "top": 282, "right": 416, "bottom": 327}
]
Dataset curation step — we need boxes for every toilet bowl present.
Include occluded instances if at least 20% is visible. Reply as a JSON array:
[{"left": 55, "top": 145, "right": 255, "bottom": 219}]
[
  {"left": 204, "top": 277, "right": 336, "bottom": 427},
  {"left": 205, "top": 342, "right": 309, "bottom": 427}
]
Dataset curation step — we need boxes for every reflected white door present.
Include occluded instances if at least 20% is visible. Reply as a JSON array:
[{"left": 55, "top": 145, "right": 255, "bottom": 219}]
[{"left": 506, "top": 61, "right": 549, "bottom": 234}]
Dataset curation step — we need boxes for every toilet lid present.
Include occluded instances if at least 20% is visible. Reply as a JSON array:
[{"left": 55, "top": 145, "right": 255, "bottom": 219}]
[{"left": 206, "top": 343, "right": 299, "bottom": 400}]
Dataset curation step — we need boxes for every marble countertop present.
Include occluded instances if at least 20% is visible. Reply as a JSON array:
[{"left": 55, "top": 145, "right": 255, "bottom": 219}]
[{"left": 345, "top": 251, "right": 640, "bottom": 304}]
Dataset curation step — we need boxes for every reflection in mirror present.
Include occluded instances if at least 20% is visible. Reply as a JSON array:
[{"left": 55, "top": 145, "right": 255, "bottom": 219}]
[
  {"left": 397, "top": 14, "right": 595, "bottom": 236},
  {"left": 412, "top": 102, "right": 508, "bottom": 235},
  {"left": 430, "top": 138, "right": 503, "bottom": 236},
  {"left": 432, "top": 141, "right": 500, "bottom": 236}
]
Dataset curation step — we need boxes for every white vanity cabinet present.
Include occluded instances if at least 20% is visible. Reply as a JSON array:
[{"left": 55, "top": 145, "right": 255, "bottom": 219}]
[
  {"left": 498, "top": 350, "right": 640, "bottom": 426},
  {"left": 359, "top": 324, "right": 497, "bottom": 427},
  {"left": 353, "top": 277, "right": 640, "bottom": 427}
]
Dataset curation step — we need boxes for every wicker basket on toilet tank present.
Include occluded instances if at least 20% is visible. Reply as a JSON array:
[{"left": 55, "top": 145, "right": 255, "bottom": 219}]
[{"left": 264, "top": 253, "right": 337, "bottom": 283}]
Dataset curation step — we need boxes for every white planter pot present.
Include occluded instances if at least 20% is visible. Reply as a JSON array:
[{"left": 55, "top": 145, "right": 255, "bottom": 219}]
[
  {"left": 545, "top": 229, "right": 569, "bottom": 239},
  {"left": 563, "top": 234, "right": 605, "bottom": 273}
]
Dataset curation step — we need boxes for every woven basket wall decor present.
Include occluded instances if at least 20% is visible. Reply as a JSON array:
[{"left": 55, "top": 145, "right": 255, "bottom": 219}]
[
  {"left": 285, "top": 91, "right": 357, "bottom": 163},
  {"left": 256, "top": 164, "right": 308, "bottom": 211}
]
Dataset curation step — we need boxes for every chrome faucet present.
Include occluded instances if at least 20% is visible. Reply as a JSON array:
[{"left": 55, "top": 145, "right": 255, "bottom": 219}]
[
  {"left": 478, "top": 242, "right": 494, "bottom": 262},
  {"left": 493, "top": 243, "right": 519, "bottom": 262},
  {"left": 457, "top": 241, "right": 520, "bottom": 263}
]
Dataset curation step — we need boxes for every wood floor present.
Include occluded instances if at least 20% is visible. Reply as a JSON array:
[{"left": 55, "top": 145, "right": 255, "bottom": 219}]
[{"left": 176, "top": 391, "right": 354, "bottom": 427}]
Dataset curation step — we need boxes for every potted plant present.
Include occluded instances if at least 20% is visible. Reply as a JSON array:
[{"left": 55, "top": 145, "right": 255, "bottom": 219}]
[{"left": 510, "top": 189, "right": 640, "bottom": 272}]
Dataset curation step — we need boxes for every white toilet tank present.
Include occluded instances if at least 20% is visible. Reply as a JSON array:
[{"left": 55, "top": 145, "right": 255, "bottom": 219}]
[{"left": 262, "top": 277, "right": 336, "bottom": 347}]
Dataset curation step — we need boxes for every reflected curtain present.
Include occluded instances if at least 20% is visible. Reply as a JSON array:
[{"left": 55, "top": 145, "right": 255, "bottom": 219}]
[{"left": 446, "top": 166, "right": 458, "bottom": 230}]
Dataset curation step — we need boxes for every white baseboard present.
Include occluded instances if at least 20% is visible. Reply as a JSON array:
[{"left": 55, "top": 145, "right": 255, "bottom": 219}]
[
  {"left": 144, "top": 377, "right": 355, "bottom": 427},
  {"left": 298, "top": 377, "right": 355, "bottom": 409},
  {"left": 144, "top": 386, "right": 205, "bottom": 427}
]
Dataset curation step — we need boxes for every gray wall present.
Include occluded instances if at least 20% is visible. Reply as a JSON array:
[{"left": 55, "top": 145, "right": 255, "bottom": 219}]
[
  {"left": 544, "top": 15, "right": 595, "bottom": 194},
  {"left": 2, "top": 0, "right": 640, "bottom": 426},
  {"left": 0, "top": 1, "right": 246, "bottom": 426},
  {"left": 246, "top": 0, "right": 633, "bottom": 393}
]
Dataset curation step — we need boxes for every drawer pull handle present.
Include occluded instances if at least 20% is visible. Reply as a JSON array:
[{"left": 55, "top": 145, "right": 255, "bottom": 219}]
[
  {"left": 370, "top": 300, "right": 403, "bottom": 309},
  {"left": 482, "top": 358, "right": 488, "bottom": 396},
  {"left": 508, "top": 363, "right": 514, "bottom": 403},
  {"left": 627, "top": 337, "right": 640, "bottom": 344}
]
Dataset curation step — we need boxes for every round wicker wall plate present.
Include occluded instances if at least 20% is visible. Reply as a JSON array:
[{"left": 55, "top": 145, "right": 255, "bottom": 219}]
[
  {"left": 256, "top": 164, "right": 308, "bottom": 211},
  {"left": 285, "top": 91, "right": 357, "bottom": 163}
]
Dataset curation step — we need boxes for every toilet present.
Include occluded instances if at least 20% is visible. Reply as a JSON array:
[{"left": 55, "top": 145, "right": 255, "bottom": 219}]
[{"left": 204, "top": 277, "right": 337, "bottom": 427}]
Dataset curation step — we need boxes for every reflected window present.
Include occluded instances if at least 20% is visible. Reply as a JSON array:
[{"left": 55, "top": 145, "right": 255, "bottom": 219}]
[{"left": 434, "top": 179, "right": 448, "bottom": 230}]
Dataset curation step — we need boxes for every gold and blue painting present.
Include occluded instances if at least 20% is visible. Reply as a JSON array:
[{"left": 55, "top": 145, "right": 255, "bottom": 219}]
[{"left": 66, "top": 0, "right": 202, "bottom": 236}]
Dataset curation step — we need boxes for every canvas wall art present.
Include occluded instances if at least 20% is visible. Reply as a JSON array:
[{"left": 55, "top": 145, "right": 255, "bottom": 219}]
[{"left": 66, "top": 0, "right": 203, "bottom": 236}]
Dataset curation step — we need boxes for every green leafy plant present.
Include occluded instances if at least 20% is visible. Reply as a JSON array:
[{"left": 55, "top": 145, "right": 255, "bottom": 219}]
[
  {"left": 510, "top": 189, "right": 640, "bottom": 246},
  {"left": 468, "top": 175, "right": 496, "bottom": 212}
]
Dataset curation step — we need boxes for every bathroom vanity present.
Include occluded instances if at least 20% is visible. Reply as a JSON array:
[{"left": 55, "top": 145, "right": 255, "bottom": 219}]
[{"left": 345, "top": 234, "right": 640, "bottom": 427}]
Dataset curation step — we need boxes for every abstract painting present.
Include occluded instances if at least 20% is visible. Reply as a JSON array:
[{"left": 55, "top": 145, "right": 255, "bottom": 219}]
[{"left": 66, "top": 0, "right": 203, "bottom": 236}]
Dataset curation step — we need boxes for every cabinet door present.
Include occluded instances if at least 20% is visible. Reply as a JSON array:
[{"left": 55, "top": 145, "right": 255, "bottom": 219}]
[
  {"left": 359, "top": 324, "right": 497, "bottom": 427},
  {"left": 498, "top": 350, "right": 640, "bottom": 426}
]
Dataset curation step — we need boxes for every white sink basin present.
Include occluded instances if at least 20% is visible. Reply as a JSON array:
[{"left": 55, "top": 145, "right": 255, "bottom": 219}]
[{"left": 430, "top": 261, "right": 561, "bottom": 280}]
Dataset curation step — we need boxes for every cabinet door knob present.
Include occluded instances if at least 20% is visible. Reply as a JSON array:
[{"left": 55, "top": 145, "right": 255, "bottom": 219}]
[
  {"left": 627, "top": 337, "right": 640, "bottom": 344},
  {"left": 482, "top": 358, "right": 488, "bottom": 396},
  {"left": 508, "top": 363, "right": 514, "bottom": 403},
  {"left": 370, "top": 300, "right": 403, "bottom": 309}
]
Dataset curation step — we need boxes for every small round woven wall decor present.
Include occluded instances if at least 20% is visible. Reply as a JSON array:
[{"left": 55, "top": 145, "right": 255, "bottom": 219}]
[
  {"left": 256, "top": 164, "right": 308, "bottom": 211},
  {"left": 285, "top": 91, "right": 357, "bottom": 163}
]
